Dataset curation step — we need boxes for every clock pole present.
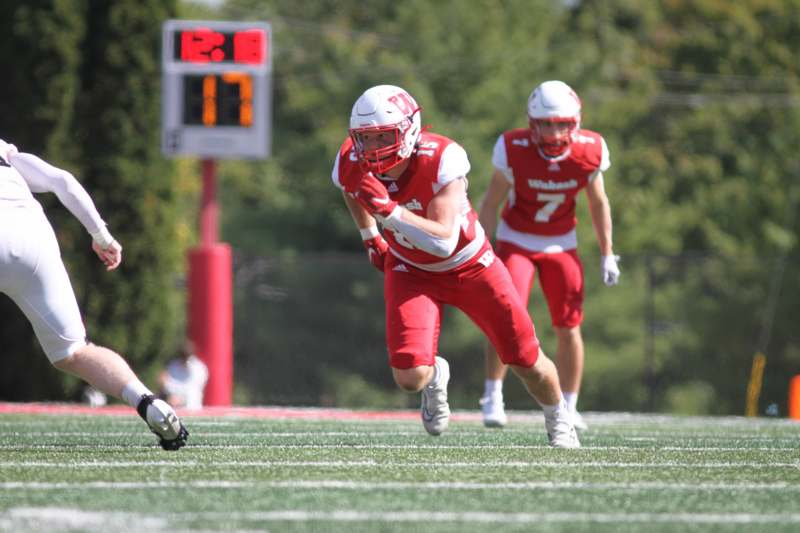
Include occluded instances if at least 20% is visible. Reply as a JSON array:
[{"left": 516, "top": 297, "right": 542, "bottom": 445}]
[
  {"left": 162, "top": 19, "right": 273, "bottom": 408},
  {"left": 187, "top": 158, "right": 233, "bottom": 406}
]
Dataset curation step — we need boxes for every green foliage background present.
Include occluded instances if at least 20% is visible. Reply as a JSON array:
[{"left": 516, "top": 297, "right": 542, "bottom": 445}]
[
  {"left": 0, "top": 0, "right": 184, "bottom": 398},
  {"left": 1, "top": 0, "right": 798, "bottom": 416}
]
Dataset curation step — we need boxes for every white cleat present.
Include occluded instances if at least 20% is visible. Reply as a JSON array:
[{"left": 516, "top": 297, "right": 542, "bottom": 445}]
[
  {"left": 421, "top": 356, "right": 450, "bottom": 436},
  {"left": 545, "top": 405, "right": 581, "bottom": 449},
  {"left": 136, "top": 394, "right": 189, "bottom": 450},
  {"left": 480, "top": 393, "right": 508, "bottom": 428},
  {"left": 571, "top": 410, "right": 588, "bottom": 431}
]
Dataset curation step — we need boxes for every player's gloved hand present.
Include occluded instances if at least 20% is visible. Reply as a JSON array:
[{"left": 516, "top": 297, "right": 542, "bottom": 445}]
[
  {"left": 355, "top": 172, "right": 398, "bottom": 218},
  {"left": 0, "top": 138, "right": 18, "bottom": 161},
  {"left": 363, "top": 234, "right": 389, "bottom": 272},
  {"left": 601, "top": 254, "right": 620, "bottom": 286}
]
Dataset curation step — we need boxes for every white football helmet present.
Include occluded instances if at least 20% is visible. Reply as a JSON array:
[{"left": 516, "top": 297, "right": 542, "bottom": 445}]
[
  {"left": 349, "top": 85, "right": 421, "bottom": 173},
  {"left": 527, "top": 80, "right": 582, "bottom": 158}
]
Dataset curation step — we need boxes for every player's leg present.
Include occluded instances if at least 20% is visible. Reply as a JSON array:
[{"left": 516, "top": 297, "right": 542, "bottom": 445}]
[
  {"left": 455, "top": 255, "right": 578, "bottom": 447},
  {"left": 481, "top": 340, "right": 509, "bottom": 427},
  {"left": 3, "top": 215, "right": 187, "bottom": 449},
  {"left": 480, "top": 242, "right": 536, "bottom": 427},
  {"left": 384, "top": 258, "right": 450, "bottom": 436},
  {"left": 552, "top": 326, "right": 584, "bottom": 395},
  {"left": 53, "top": 344, "right": 189, "bottom": 449},
  {"left": 508, "top": 349, "right": 578, "bottom": 447},
  {"left": 538, "top": 249, "right": 587, "bottom": 429}
]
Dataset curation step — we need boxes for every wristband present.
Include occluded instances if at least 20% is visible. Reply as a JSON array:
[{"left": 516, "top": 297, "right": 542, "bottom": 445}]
[
  {"left": 90, "top": 226, "right": 115, "bottom": 249},
  {"left": 359, "top": 226, "right": 381, "bottom": 240}
]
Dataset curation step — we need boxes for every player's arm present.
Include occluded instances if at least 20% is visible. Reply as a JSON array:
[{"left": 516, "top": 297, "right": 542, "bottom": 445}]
[
  {"left": 390, "top": 177, "right": 462, "bottom": 239},
  {"left": 586, "top": 171, "right": 620, "bottom": 286},
  {"left": 585, "top": 172, "right": 614, "bottom": 256},
  {"left": 342, "top": 190, "right": 389, "bottom": 272},
  {"left": 478, "top": 169, "right": 512, "bottom": 240},
  {"left": 343, "top": 190, "right": 378, "bottom": 231},
  {"left": 7, "top": 149, "right": 122, "bottom": 270},
  {"left": 380, "top": 177, "right": 464, "bottom": 258}
]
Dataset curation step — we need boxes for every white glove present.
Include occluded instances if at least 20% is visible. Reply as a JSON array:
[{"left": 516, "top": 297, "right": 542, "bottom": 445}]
[
  {"left": 0, "top": 138, "right": 18, "bottom": 161},
  {"left": 601, "top": 254, "right": 620, "bottom": 286}
]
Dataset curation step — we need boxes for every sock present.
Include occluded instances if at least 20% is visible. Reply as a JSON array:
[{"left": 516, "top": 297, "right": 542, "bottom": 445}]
[
  {"left": 563, "top": 391, "right": 578, "bottom": 412},
  {"left": 539, "top": 397, "right": 567, "bottom": 417},
  {"left": 427, "top": 358, "right": 443, "bottom": 388},
  {"left": 484, "top": 379, "right": 503, "bottom": 397},
  {"left": 121, "top": 380, "right": 153, "bottom": 409}
]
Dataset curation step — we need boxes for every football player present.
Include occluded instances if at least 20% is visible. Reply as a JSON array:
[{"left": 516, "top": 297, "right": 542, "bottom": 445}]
[
  {"left": 0, "top": 139, "right": 188, "bottom": 450},
  {"left": 477, "top": 80, "right": 620, "bottom": 430},
  {"left": 332, "top": 85, "right": 579, "bottom": 447}
]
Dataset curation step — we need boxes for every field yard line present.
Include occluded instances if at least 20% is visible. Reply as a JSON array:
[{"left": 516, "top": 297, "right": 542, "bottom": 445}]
[
  {"left": 1, "top": 443, "right": 798, "bottom": 453},
  {"left": 4, "top": 429, "right": 800, "bottom": 446},
  {"left": 12, "top": 430, "right": 799, "bottom": 442},
  {"left": 187, "top": 510, "right": 800, "bottom": 524},
  {"left": 4, "top": 507, "right": 800, "bottom": 526},
  {"left": 1, "top": 479, "right": 799, "bottom": 491},
  {"left": 1, "top": 460, "right": 798, "bottom": 469},
  {"left": 0, "top": 507, "right": 166, "bottom": 529}
]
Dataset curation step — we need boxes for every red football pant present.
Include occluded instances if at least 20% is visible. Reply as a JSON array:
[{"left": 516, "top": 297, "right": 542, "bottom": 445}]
[
  {"left": 495, "top": 241, "right": 584, "bottom": 328},
  {"left": 383, "top": 251, "right": 540, "bottom": 369}
]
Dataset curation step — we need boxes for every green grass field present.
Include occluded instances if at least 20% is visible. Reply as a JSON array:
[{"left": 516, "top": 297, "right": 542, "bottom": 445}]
[{"left": 0, "top": 408, "right": 798, "bottom": 532}]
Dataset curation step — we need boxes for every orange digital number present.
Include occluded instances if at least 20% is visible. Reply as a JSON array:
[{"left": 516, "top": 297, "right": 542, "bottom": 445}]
[
  {"left": 222, "top": 72, "right": 253, "bottom": 127},
  {"left": 202, "top": 74, "right": 217, "bottom": 126},
  {"left": 201, "top": 73, "right": 252, "bottom": 127}
]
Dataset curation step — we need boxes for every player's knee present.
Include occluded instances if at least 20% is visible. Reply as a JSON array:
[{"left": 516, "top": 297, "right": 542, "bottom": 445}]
[
  {"left": 52, "top": 352, "right": 77, "bottom": 372},
  {"left": 554, "top": 324, "right": 581, "bottom": 337},
  {"left": 51, "top": 342, "right": 106, "bottom": 371},
  {"left": 510, "top": 345, "right": 556, "bottom": 378},
  {"left": 496, "top": 340, "right": 539, "bottom": 368}
]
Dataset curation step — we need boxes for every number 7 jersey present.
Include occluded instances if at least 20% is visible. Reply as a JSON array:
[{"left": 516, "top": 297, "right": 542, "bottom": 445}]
[{"left": 496, "top": 128, "right": 610, "bottom": 237}]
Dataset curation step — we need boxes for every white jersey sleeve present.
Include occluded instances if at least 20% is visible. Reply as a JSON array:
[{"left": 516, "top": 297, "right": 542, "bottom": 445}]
[
  {"left": 434, "top": 142, "right": 470, "bottom": 194},
  {"left": 331, "top": 152, "right": 344, "bottom": 189},
  {"left": 8, "top": 152, "right": 108, "bottom": 235},
  {"left": 599, "top": 136, "right": 611, "bottom": 172},
  {"left": 589, "top": 137, "right": 612, "bottom": 182},
  {"left": 491, "top": 135, "right": 513, "bottom": 184}
]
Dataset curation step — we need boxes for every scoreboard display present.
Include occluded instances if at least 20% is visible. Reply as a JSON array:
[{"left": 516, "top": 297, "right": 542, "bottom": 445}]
[{"left": 161, "top": 20, "right": 272, "bottom": 159}]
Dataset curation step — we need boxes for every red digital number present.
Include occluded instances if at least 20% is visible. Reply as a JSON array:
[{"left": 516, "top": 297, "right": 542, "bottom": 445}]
[
  {"left": 181, "top": 29, "right": 226, "bottom": 63},
  {"left": 233, "top": 29, "right": 265, "bottom": 65}
]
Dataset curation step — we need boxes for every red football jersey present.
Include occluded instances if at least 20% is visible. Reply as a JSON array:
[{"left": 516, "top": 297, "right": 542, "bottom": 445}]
[
  {"left": 333, "top": 131, "right": 487, "bottom": 273},
  {"left": 498, "top": 128, "right": 609, "bottom": 236}
]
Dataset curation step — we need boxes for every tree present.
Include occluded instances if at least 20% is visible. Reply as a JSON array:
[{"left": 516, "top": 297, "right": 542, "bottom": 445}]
[{"left": 0, "top": 1, "right": 185, "bottom": 399}]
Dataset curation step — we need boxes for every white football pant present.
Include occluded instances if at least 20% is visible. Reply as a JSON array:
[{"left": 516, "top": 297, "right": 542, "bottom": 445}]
[{"left": 0, "top": 206, "right": 87, "bottom": 362}]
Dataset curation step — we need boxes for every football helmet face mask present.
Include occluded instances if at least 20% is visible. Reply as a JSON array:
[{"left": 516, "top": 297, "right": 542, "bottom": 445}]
[
  {"left": 349, "top": 85, "right": 421, "bottom": 174},
  {"left": 527, "top": 80, "right": 582, "bottom": 158}
]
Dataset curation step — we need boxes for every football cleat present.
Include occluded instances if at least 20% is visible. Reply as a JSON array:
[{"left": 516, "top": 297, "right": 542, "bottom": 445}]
[
  {"left": 480, "top": 393, "right": 508, "bottom": 428},
  {"left": 136, "top": 394, "right": 189, "bottom": 450},
  {"left": 545, "top": 404, "right": 581, "bottom": 449},
  {"left": 421, "top": 356, "right": 450, "bottom": 436},
  {"left": 571, "top": 410, "right": 588, "bottom": 431}
]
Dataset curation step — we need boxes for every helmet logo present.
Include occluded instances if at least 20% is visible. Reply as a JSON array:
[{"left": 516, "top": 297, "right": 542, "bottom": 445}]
[{"left": 388, "top": 92, "right": 416, "bottom": 115}]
